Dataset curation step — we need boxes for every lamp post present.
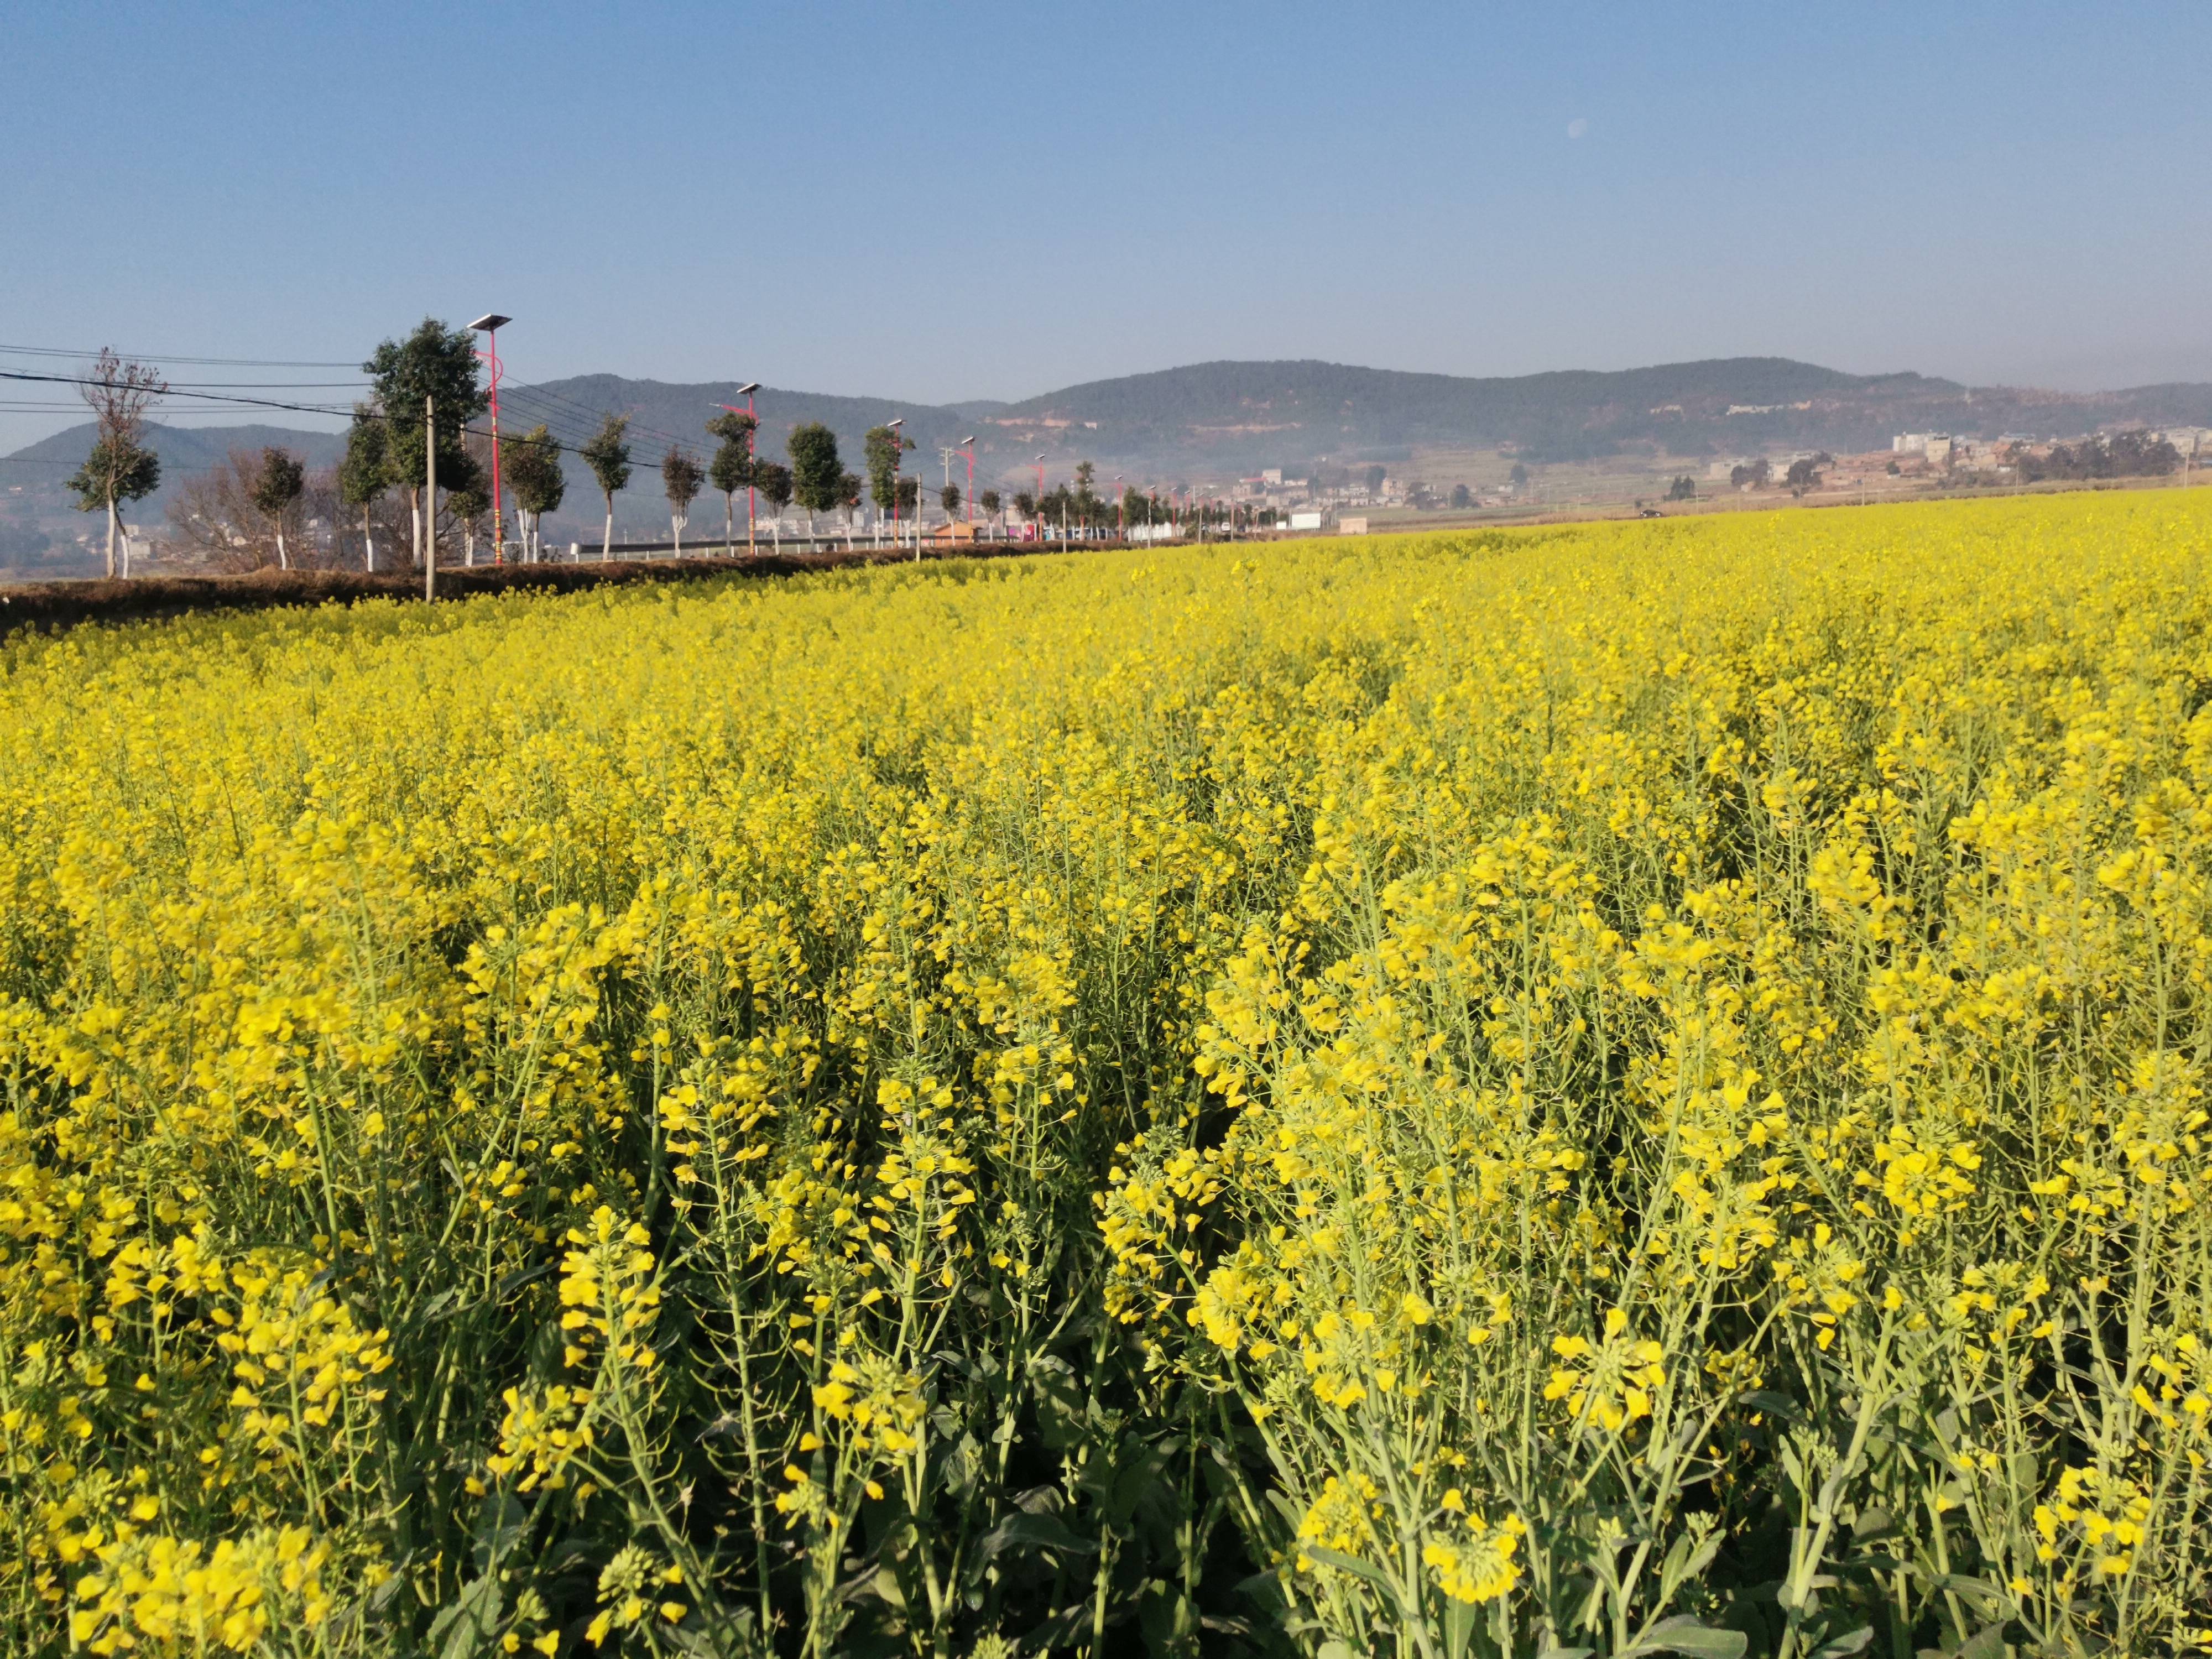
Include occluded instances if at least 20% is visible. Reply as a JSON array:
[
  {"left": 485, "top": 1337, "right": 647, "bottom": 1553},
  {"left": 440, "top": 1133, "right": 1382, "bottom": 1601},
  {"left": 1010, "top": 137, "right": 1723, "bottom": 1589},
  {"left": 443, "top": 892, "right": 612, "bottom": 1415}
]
[
  {"left": 468, "top": 315, "right": 511, "bottom": 563},
  {"left": 961, "top": 436, "right": 976, "bottom": 525},
  {"left": 713, "top": 382, "right": 761, "bottom": 554},
  {"left": 1033, "top": 454, "right": 1045, "bottom": 541}
]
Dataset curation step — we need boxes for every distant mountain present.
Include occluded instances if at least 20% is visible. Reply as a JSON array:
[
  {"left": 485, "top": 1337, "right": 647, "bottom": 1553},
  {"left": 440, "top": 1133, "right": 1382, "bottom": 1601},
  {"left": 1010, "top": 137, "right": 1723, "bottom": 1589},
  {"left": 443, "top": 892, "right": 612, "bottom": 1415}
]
[
  {"left": 512, "top": 359, "right": 2212, "bottom": 496},
  {"left": 1, "top": 421, "right": 347, "bottom": 521},
  {"left": 11, "top": 357, "right": 2212, "bottom": 555}
]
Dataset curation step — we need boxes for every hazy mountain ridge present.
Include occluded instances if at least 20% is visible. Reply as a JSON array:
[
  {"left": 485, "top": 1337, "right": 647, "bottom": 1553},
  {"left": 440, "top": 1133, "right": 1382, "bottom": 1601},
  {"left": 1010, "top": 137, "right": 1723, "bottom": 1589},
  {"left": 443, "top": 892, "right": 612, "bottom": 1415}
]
[{"left": 13, "top": 358, "right": 2212, "bottom": 547}]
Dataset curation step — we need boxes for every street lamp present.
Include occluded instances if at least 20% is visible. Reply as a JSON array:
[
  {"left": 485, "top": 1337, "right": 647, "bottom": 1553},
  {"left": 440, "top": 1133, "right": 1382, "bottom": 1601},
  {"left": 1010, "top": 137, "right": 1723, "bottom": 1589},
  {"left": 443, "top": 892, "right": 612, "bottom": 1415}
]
[
  {"left": 712, "top": 382, "right": 761, "bottom": 554},
  {"left": 468, "top": 314, "right": 511, "bottom": 562},
  {"left": 960, "top": 436, "right": 976, "bottom": 526}
]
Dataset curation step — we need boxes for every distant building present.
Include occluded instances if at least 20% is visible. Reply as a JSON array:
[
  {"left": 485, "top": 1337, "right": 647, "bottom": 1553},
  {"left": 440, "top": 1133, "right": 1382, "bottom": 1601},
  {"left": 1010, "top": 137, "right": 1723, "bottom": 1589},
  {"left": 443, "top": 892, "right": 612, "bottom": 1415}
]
[
  {"left": 1261, "top": 468, "right": 1284, "bottom": 486},
  {"left": 1893, "top": 433, "right": 1931, "bottom": 454},
  {"left": 1288, "top": 510, "right": 1325, "bottom": 531},
  {"left": 1923, "top": 436, "right": 1954, "bottom": 466},
  {"left": 1338, "top": 516, "right": 1369, "bottom": 535}
]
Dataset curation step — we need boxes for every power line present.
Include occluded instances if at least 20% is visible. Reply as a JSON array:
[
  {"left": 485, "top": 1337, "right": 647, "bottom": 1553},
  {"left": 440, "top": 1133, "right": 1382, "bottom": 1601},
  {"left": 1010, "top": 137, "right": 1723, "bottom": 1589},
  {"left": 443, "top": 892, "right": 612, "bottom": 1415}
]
[{"left": 0, "top": 343, "right": 362, "bottom": 369}]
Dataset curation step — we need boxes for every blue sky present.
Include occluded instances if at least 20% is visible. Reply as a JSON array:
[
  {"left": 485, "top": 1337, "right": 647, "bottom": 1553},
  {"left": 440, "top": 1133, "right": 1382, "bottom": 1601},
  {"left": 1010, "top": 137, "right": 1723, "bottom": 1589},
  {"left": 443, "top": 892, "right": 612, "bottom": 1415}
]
[{"left": 4, "top": 1, "right": 2210, "bottom": 450}]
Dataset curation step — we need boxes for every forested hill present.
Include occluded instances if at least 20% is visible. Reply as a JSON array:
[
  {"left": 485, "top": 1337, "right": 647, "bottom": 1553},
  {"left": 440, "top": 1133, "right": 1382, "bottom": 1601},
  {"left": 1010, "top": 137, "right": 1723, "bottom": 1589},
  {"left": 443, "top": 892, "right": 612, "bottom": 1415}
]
[
  {"left": 516, "top": 358, "right": 2212, "bottom": 481},
  {"left": 14, "top": 358, "right": 2212, "bottom": 529}
]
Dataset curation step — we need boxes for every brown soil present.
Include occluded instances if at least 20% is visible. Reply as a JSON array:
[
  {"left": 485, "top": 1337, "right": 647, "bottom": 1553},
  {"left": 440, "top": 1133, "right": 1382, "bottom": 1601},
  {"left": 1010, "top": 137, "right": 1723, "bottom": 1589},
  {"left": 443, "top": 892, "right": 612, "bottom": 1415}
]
[{"left": 0, "top": 543, "right": 1073, "bottom": 640}]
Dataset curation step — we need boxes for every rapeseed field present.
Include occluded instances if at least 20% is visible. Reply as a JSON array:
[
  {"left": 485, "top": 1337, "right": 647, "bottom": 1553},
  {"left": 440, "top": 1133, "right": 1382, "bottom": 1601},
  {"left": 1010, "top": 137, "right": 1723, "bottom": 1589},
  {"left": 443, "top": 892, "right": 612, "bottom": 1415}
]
[{"left": 5, "top": 492, "right": 2211, "bottom": 1658}]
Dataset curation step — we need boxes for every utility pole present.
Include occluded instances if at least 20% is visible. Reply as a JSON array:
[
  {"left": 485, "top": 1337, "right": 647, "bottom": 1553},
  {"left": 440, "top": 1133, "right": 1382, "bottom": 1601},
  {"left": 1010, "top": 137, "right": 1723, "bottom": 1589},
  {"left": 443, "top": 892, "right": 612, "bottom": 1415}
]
[{"left": 424, "top": 395, "right": 437, "bottom": 602}]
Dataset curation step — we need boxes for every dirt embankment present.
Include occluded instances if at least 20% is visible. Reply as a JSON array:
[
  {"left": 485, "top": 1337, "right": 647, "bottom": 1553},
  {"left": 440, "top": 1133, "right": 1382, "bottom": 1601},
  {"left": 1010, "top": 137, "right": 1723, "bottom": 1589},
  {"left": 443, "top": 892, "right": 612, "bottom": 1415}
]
[{"left": 0, "top": 543, "right": 1071, "bottom": 638}]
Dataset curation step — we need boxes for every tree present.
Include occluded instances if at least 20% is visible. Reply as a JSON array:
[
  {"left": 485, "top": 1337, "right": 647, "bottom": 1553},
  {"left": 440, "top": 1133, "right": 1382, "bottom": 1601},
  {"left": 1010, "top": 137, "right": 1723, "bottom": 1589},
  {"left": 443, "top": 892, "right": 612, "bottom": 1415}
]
[
  {"left": 581, "top": 414, "right": 633, "bottom": 560},
  {"left": 1783, "top": 457, "right": 1822, "bottom": 491},
  {"left": 1730, "top": 460, "right": 1770, "bottom": 489},
  {"left": 1013, "top": 491, "right": 1036, "bottom": 524},
  {"left": 505, "top": 426, "right": 566, "bottom": 563},
  {"left": 706, "top": 410, "right": 757, "bottom": 554},
  {"left": 1449, "top": 483, "right": 1473, "bottom": 509},
  {"left": 1666, "top": 474, "right": 1697, "bottom": 502},
  {"left": 864, "top": 426, "right": 910, "bottom": 521},
  {"left": 978, "top": 489, "right": 1002, "bottom": 530},
  {"left": 363, "top": 320, "right": 487, "bottom": 569},
  {"left": 448, "top": 483, "right": 489, "bottom": 564},
  {"left": 1365, "top": 463, "right": 1389, "bottom": 493},
  {"left": 66, "top": 348, "right": 166, "bottom": 578},
  {"left": 337, "top": 410, "right": 389, "bottom": 571},
  {"left": 662, "top": 447, "right": 705, "bottom": 556},
  {"left": 249, "top": 447, "right": 306, "bottom": 570},
  {"left": 1121, "top": 486, "right": 1146, "bottom": 533},
  {"left": 940, "top": 483, "right": 961, "bottom": 520},
  {"left": 839, "top": 472, "right": 863, "bottom": 548},
  {"left": 788, "top": 423, "right": 844, "bottom": 535},
  {"left": 166, "top": 448, "right": 349, "bottom": 571},
  {"left": 1507, "top": 462, "right": 1530, "bottom": 489},
  {"left": 895, "top": 477, "right": 920, "bottom": 518},
  {"left": 753, "top": 460, "right": 792, "bottom": 550}
]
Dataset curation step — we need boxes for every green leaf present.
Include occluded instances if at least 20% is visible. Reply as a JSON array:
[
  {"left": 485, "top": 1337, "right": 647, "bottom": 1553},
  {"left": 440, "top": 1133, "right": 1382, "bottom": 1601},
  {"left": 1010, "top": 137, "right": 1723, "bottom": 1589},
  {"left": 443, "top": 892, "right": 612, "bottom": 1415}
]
[
  {"left": 1302, "top": 1545, "right": 1397, "bottom": 1597},
  {"left": 425, "top": 1570, "right": 503, "bottom": 1659},
  {"left": 975, "top": 1509, "right": 1098, "bottom": 1561},
  {"left": 1955, "top": 1625, "right": 2008, "bottom": 1659},
  {"left": 1624, "top": 1615, "right": 1750, "bottom": 1659},
  {"left": 1809, "top": 1627, "right": 1875, "bottom": 1659}
]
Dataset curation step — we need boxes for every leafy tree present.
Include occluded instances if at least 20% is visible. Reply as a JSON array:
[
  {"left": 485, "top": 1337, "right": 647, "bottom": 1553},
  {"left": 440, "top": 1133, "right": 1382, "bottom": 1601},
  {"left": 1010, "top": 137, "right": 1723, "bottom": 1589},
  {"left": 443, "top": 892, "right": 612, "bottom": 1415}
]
[
  {"left": 706, "top": 411, "right": 757, "bottom": 554},
  {"left": 249, "top": 447, "right": 306, "bottom": 570},
  {"left": 1666, "top": 475, "right": 1697, "bottom": 502},
  {"left": 895, "top": 477, "right": 920, "bottom": 518},
  {"left": 1121, "top": 486, "right": 1146, "bottom": 531},
  {"left": 363, "top": 320, "right": 487, "bottom": 568},
  {"left": 447, "top": 483, "right": 489, "bottom": 564},
  {"left": 1507, "top": 462, "right": 1530, "bottom": 489},
  {"left": 838, "top": 472, "right": 863, "bottom": 547},
  {"left": 1449, "top": 483, "right": 1473, "bottom": 509},
  {"left": 1730, "top": 460, "right": 1770, "bottom": 488},
  {"left": 581, "top": 415, "right": 633, "bottom": 560},
  {"left": 1013, "top": 491, "right": 1036, "bottom": 523},
  {"left": 337, "top": 409, "right": 389, "bottom": 571},
  {"left": 66, "top": 348, "right": 165, "bottom": 578},
  {"left": 753, "top": 460, "right": 792, "bottom": 550},
  {"left": 864, "top": 426, "right": 910, "bottom": 520},
  {"left": 662, "top": 447, "right": 705, "bottom": 556},
  {"left": 978, "top": 489, "right": 1002, "bottom": 528},
  {"left": 1365, "top": 463, "right": 1389, "bottom": 493},
  {"left": 1783, "top": 457, "right": 1822, "bottom": 491},
  {"left": 505, "top": 426, "right": 566, "bottom": 562},
  {"left": 787, "top": 423, "right": 844, "bottom": 534},
  {"left": 940, "top": 483, "right": 961, "bottom": 520}
]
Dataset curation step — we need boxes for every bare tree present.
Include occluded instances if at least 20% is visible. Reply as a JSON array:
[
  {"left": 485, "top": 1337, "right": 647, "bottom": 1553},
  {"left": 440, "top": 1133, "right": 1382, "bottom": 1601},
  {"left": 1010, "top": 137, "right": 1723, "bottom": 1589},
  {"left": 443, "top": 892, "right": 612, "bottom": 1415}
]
[
  {"left": 67, "top": 348, "right": 166, "bottom": 578},
  {"left": 166, "top": 450, "right": 346, "bottom": 572}
]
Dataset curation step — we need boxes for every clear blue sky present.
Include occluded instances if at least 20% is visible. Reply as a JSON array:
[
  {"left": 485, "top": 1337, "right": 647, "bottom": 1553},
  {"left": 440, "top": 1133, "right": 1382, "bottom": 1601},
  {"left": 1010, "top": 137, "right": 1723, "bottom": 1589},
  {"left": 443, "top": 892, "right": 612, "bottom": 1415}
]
[{"left": 5, "top": 1, "right": 2210, "bottom": 451}]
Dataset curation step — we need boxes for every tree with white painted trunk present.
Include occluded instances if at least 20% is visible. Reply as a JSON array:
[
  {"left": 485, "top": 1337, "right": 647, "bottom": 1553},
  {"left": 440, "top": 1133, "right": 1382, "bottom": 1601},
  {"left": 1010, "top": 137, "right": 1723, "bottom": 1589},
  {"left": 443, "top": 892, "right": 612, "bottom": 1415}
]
[
  {"left": 582, "top": 415, "right": 632, "bottom": 561},
  {"left": 661, "top": 446, "right": 703, "bottom": 557},
  {"left": 66, "top": 348, "right": 165, "bottom": 578},
  {"left": 249, "top": 447, "right": 305, "bottom": 570}
]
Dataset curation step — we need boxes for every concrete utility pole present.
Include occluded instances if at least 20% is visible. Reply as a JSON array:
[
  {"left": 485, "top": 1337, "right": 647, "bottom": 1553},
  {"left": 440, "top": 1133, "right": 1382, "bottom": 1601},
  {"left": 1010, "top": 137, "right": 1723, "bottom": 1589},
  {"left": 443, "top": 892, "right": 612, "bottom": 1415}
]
[{"left": 424, "top": 395, "right": 437, "bottom": 602}]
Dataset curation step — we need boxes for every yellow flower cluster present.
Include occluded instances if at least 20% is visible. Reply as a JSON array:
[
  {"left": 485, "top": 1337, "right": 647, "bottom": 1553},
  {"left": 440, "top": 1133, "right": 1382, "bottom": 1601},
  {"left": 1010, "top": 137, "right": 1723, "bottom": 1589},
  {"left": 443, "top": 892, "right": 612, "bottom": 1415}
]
[{"left": 3, "top": 491, "right": 2212, "bottom": 1654}]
